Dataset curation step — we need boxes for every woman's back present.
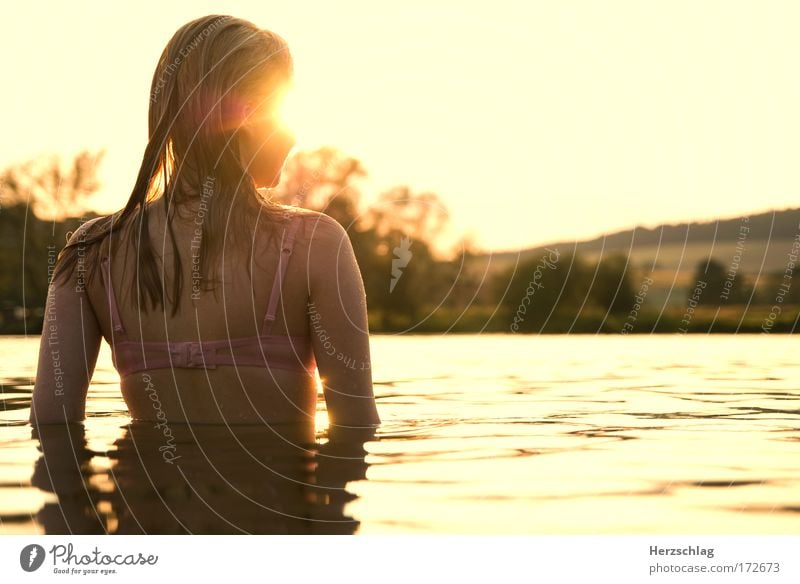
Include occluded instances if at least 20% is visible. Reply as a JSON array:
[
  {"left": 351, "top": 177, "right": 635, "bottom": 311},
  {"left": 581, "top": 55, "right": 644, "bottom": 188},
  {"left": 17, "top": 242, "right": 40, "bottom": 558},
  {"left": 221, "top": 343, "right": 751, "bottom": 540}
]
[
  {"left": 32, "top": 199, "right": 379, "bottom": 426},
  {"left": 93, "top": 200, "right": 318, "bottom": 423}
]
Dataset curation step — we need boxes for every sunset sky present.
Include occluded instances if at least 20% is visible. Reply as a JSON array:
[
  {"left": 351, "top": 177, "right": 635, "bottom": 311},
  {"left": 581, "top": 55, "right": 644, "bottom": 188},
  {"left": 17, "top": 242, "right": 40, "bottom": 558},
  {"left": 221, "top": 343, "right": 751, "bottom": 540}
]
[{"left": 3, "top": 1, "right": 799, "bottom": 252}]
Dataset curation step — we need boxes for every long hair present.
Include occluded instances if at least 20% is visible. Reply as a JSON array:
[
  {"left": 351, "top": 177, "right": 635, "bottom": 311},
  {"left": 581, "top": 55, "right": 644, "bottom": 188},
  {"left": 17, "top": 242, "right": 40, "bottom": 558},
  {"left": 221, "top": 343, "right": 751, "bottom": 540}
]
[{"left": 54, "top": 15, "right": 294, "bottom": 315}]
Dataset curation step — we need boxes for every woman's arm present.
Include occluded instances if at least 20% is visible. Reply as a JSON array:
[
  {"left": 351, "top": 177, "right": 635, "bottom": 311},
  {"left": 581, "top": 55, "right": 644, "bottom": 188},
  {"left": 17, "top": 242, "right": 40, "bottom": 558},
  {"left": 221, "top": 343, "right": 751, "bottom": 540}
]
[
  {"left": 30, "top": 228, "right": 103, "bottom": 425},
  {"left": 307, "top": 215, "right": 380, "bottom": 428}
]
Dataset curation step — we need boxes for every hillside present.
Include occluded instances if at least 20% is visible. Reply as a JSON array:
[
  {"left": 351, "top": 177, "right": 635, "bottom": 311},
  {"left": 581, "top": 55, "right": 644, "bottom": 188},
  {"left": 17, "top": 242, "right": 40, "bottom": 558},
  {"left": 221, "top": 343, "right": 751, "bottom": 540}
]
[{"left": 477, "top": 207, "right": 800, "bottom": 274}]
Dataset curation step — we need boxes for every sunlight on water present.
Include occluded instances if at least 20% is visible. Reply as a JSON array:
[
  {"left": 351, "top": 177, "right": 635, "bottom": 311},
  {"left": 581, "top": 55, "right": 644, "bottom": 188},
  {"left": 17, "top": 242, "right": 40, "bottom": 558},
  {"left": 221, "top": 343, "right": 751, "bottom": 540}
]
[{"left": 1, "top": 334, "right": 798, "bottom": 534}]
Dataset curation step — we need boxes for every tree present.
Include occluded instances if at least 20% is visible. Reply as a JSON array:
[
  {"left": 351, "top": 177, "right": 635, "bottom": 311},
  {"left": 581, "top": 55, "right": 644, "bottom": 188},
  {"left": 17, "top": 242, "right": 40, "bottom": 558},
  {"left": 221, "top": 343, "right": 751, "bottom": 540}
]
[
  {"left": 589, "top": 254, "right": 635, "bottom": 314},
  {"left": 691, "top": 257, "right": 747, "bottom": 305},
  {"left": 0, "top": 150, "right": 104, "bottom": 220},
  {"left": 0, "top": 151, "right": 103, "bottom": 332},
  {"left": 500, "top": 249, "right": 593, "bottom": 332},
  {"left": 274, "top": 147, "right": 456, "bottom": 331}
]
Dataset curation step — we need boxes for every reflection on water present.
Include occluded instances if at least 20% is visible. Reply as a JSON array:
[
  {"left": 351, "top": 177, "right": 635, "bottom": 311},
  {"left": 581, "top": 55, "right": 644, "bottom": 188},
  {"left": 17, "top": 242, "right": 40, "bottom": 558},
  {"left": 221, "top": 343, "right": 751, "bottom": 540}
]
[
  {"left": 28, "top": 423, "right": 372, "bottom": 534},
  {"left": 1, "top": 335, "right": 799, "bottom": 534}
]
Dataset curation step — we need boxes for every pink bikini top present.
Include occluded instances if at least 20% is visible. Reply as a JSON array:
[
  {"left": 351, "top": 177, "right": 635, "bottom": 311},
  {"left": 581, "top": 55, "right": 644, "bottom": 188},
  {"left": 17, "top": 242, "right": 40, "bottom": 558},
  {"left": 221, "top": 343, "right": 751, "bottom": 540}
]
[{"left": 99, "top": 214, "right": 316, "bottom": 377}]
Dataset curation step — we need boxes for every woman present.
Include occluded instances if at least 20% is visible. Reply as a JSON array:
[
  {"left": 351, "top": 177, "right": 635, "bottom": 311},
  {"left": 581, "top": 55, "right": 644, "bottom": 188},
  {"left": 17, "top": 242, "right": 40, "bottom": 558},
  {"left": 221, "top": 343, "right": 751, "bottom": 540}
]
[{"left": 30, "top": 15, "right": 380, "bottom": 428}]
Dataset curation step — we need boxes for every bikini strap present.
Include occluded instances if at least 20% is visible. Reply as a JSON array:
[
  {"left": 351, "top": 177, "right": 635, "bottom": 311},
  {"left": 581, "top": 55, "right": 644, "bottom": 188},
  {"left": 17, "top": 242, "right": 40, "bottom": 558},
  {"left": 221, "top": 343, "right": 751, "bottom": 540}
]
[
  {"left": 262, "top": 213, "right": 303, "bottom": 335},
  {"left": 100, "top": 256, "right": 127, "bottom": 336}
]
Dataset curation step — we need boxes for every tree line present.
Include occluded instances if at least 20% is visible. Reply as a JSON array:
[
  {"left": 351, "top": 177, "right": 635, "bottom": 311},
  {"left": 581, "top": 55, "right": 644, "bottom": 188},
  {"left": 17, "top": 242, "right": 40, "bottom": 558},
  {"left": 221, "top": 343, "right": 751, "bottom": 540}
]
[{"left": 0, "top": 147, "right": 797, "bottom": 334}]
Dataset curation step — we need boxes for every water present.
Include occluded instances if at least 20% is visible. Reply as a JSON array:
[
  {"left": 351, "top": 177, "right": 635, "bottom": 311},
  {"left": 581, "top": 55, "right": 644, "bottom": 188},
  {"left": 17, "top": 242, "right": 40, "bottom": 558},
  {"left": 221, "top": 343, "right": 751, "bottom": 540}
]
[{"left": 1, "top": 334, "right": 798, "bottom": 534}]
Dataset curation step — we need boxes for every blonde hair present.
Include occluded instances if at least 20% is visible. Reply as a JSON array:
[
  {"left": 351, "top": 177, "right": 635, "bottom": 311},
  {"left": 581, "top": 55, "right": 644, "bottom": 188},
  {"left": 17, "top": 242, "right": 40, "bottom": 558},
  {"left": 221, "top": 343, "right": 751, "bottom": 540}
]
[{"left": 57, "top": 15, "right": 294, "bottom": 314}]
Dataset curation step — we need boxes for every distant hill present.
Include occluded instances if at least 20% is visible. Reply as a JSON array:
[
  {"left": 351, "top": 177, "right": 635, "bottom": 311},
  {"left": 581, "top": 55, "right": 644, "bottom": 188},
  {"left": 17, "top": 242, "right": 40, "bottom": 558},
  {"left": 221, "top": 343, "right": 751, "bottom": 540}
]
[{"left": 477, "top": 207, "right": 800, "bottom": 274}]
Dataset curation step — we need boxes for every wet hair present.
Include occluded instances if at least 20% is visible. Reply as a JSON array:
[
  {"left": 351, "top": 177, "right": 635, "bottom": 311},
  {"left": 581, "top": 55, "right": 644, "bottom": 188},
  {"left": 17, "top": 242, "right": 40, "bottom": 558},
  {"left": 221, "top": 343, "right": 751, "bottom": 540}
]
[{"left": 55, "top": 15, "right": 293, "bottom": 315}]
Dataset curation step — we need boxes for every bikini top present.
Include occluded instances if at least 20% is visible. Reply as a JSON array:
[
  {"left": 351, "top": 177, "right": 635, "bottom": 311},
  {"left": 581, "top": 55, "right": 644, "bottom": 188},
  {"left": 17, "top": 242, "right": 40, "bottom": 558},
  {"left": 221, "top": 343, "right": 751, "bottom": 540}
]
[{"left": 99, "top": 213, "right": 316, "bottom": 377}]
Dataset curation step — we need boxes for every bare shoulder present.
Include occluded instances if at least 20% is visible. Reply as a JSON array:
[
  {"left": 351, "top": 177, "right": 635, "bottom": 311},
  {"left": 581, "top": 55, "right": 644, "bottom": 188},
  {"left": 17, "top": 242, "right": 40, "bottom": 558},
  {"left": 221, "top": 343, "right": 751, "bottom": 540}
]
[
  {"left": 280, "top": 207, "right": 349, "bottom": 244},
  {"left": 64, "top": 215, "right": 112, "bottom": 246},
  {"left": 53, "top": 215, "right": 117, "bottom": 289}
]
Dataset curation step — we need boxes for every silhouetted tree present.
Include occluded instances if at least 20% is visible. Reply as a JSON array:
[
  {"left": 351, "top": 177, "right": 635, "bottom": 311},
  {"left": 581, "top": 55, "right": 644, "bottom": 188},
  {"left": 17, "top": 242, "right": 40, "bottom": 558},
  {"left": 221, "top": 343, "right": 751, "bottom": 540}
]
[
  {"left": 0, "top": 150, "right": 104, "bottom": 219},
  {"left": 500, "top": 250, "right": 595, "bottom": 332},
  {"left": 274, "top": 147, "right": 456, "bottom": 331},
  {"left": 0, "top": 151, "right": 103, "bottom": 332},
  {"left": 589, "top": 254, "right": 635, "bottom": 314},
  {"left": 691, "top": 257, "right": 747, "bottom": 305}
]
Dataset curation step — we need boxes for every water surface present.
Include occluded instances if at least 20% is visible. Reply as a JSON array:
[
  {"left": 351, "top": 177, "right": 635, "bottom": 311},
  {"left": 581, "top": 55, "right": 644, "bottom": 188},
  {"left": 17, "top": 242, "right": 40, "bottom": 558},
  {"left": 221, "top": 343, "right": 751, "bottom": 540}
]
[{"left": 1, "top": 334, "right": 798, "bottom": 533}]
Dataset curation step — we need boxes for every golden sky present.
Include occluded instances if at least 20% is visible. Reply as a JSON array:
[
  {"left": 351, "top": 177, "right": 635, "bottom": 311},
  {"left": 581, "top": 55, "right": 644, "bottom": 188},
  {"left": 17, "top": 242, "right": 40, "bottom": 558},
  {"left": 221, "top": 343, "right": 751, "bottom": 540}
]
[{"left": 2, "top": 1, "right": 799, "bottom": 251}]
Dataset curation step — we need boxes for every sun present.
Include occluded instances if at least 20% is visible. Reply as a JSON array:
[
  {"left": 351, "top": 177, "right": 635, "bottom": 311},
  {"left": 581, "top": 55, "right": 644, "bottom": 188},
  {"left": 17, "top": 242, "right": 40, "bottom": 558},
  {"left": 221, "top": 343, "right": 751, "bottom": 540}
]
[{"left": 268, "top": 77, "right": 329, "bottom": 151}]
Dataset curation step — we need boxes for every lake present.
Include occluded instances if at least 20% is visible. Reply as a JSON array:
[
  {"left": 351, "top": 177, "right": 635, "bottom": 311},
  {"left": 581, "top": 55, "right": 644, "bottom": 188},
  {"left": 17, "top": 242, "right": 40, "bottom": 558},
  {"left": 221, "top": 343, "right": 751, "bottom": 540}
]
[{"left": 1, "top": 334, "right": 798, "bottom": 534}]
